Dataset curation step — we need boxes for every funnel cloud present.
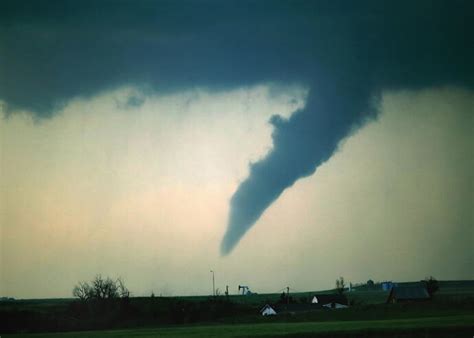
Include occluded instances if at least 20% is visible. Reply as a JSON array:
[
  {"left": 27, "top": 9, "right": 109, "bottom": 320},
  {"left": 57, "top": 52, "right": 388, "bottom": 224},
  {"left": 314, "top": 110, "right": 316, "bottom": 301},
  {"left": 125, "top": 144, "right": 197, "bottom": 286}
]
[
  {"left": 221, "top": 81, "right": 376, "bottom": 254},
  {"left": 220, "top": 1, "right": 474, "bottom": 254}
]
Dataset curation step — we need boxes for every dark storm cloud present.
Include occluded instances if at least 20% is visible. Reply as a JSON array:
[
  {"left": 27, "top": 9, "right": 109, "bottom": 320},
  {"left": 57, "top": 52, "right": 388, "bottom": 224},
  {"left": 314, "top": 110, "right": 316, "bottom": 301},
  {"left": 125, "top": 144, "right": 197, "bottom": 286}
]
[{"left": 1, "top": 0, "right": 473, "bottom": 253}]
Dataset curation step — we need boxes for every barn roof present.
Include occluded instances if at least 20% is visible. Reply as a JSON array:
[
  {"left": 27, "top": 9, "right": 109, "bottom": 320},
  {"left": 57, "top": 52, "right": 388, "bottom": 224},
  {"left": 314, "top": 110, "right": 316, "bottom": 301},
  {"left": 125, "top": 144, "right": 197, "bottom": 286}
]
[{"left": 388, "top": 286, "right": 430, "bottom": 301}]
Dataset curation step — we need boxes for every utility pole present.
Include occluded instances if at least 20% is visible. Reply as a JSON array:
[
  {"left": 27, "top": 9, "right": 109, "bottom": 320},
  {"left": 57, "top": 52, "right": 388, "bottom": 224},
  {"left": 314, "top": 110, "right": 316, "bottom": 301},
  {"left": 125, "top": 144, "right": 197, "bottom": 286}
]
[
  {"left": 210, "top": 270, "right": 215, "bottom": 296},
  {"left": 287, "top": 286, "right": 290, "bottom": 306}
]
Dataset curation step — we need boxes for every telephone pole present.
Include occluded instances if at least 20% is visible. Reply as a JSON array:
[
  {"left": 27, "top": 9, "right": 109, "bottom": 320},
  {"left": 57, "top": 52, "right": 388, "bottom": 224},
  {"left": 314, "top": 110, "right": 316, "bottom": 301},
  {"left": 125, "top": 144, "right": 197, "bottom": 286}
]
[
  {"left": 287, "top": 286, "right": 290, "bottom": 306},
  {"left": 210, "top": 270, "right": 215, "bottom": 296}
]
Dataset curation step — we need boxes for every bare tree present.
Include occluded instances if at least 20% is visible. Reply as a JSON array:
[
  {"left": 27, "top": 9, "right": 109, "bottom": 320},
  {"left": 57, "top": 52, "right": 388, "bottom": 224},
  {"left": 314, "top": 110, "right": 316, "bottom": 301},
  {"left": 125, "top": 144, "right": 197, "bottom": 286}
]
[
  {"left": 73, "top": 275, "right": 128, "bottom": 301},
  {"left": 90, "top": 275, "right": 115, "bottom": 300},
  {"left": 335, "top": 276, "right": 346, "bottom": 295},
  {"left": 73, "top": 281, "right": 92, "bottom": 301}
]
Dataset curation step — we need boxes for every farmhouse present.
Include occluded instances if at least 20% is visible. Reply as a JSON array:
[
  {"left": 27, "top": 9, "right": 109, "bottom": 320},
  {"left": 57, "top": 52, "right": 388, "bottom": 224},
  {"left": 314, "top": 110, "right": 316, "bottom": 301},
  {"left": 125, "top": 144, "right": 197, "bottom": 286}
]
[
  {"left": 260, "top": 304, "right": 277, "bottom": 316},
  {"left": 311, "top": 294, "right": 349, "bottom": 309},
  {"left": 386, "top": 286, "right": 430, "bottom": 303}
]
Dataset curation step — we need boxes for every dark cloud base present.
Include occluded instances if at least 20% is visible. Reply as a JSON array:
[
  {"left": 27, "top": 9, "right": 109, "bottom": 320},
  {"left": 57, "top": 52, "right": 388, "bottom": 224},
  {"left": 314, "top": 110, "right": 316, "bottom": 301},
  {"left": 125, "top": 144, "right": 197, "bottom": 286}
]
[{"left": 1, "top": 0, "right": 473, "bottom": 254}]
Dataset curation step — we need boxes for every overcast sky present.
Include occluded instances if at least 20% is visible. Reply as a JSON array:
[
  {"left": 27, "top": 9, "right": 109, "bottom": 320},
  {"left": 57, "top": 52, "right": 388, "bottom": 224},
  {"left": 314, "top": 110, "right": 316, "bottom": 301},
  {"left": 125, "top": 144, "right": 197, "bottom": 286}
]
[{"left": 1, "top": 0, "right": 473, "bottom": 298}]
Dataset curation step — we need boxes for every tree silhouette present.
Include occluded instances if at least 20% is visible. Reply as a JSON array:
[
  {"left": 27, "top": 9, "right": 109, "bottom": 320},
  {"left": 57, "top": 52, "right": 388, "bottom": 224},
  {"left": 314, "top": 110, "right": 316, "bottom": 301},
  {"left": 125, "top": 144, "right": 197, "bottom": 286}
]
[
  {"left": 335, "top": 277, "right": 346, "bottom": 295},
  {"left": 423, "top": 276, "right": 439, "bottom": 297},
  {"left": 72, "top": 275, "right": 129, "bottom": 301}
]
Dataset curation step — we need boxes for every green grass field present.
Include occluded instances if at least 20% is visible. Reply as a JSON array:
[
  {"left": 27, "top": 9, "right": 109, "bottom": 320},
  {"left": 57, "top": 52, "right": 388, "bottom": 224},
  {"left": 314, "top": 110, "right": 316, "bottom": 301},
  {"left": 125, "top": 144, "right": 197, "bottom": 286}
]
[{"left": 4, "top": 314, "right": 473, "bottom": 337}]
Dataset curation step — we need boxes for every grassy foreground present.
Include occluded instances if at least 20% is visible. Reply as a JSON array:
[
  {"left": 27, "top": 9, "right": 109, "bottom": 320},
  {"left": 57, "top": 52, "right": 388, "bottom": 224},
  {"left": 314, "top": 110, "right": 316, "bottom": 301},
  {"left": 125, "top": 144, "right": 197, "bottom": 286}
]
[{"left": 5, "top": 314, "right": 473, "bottom": 338}]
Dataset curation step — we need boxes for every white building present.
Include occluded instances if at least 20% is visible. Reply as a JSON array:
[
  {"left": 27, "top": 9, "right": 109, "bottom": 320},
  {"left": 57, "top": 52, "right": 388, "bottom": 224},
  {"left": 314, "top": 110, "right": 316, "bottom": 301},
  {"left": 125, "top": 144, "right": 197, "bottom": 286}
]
[{"left": 260, "top": 304, "right": 277, "bottom": 316}]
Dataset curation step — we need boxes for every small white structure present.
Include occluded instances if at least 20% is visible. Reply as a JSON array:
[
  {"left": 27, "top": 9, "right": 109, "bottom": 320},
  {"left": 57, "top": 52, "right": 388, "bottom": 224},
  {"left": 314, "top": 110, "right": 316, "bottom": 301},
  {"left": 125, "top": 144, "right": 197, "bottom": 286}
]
[
  {"left": 260, "top": 304, "right": 277, "bottom": 316},
  {"left": 311, "top": 296, "right": 319, "bottom": 304}
]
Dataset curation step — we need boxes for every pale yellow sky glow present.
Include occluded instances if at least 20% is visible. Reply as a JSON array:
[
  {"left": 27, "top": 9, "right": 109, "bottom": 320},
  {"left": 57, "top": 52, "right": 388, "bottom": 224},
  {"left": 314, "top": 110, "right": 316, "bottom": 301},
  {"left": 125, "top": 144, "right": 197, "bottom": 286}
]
[{"left": 0, "top": 85, "right": 472, "bottom": 298}]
